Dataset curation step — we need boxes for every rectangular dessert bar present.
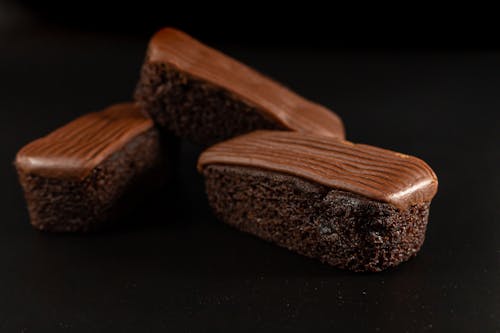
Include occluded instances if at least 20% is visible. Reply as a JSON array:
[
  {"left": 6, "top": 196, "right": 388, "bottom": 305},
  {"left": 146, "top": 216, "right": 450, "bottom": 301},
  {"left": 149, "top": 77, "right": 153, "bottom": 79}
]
[
  {"left": 15, "top": 103, "right": 172, "bottom": 232},
  {"left": 135, "top": 27, "right": 344, "bottom": 145},
  {"left": 198, "top": 131, "right": 438, "bottom": 272}
]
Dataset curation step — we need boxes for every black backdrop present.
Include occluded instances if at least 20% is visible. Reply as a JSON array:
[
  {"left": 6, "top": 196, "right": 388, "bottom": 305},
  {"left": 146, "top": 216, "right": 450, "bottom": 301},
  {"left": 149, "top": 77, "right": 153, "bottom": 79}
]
[
  {"left": 7, "top": 0, "right": 500, "bottom": 48},
  {"left": 0, "top": 2, "right": 499, "bottom": 332}
]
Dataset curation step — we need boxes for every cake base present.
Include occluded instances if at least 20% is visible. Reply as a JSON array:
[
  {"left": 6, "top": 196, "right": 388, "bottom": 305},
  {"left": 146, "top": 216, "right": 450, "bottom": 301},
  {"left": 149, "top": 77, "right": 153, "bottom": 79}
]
[
  {"left": 203, "top": 165, "right": 430, "bottom": 272},
  {"left": 134, "top": 62, "right": 284, "bottom": 146}
]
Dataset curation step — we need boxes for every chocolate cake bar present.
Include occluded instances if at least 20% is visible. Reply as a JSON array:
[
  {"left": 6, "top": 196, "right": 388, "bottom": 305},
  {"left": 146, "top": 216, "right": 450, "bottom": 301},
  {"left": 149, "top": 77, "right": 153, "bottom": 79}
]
[
  {"left": 15, "top": 103, "right": 172, "bottom": 232},
  {"left": 135, "top": 28, "right": 345, "bottom": 146},
  {"left": 198, "top": 131, "right": 438, "bottom": 272}
]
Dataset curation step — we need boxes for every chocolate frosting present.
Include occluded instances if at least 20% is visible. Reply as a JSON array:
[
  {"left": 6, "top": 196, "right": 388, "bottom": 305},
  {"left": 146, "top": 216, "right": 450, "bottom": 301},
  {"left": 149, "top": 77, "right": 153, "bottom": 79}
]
[
  {"left": 16, "top": 103, "right": 153, "bottom": 180},
  {"left": 198, "top": 131, "right": 438, "bottom": 209},
  {"left": 147, "top": 28, "right": 345, "bottom": 139}
]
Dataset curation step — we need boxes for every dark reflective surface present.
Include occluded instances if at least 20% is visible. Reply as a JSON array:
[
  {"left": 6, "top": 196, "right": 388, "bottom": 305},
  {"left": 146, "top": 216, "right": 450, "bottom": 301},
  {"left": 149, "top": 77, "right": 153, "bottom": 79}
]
[{"left": 0, "top": 30, "right": 498, "bottom": 332}]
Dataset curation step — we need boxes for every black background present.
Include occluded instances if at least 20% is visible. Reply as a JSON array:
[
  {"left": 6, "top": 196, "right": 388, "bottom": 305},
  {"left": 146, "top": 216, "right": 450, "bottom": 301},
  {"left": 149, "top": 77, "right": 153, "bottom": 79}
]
[{"left": 0, "top": 2, "right": 499, "bottom": 332}]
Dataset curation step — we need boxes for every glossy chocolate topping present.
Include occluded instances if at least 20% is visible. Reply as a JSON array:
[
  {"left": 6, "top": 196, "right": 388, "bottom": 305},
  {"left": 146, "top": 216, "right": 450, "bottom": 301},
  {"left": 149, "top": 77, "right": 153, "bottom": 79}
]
[
  {"left": 16, "top": 103, "right": 153, "bottom": 180},
  {"left": 147, "top": 27, "right": 345, "bottom": 139},
  {"left": 198, "top": 131, "right": 438, "bottom": 209}
]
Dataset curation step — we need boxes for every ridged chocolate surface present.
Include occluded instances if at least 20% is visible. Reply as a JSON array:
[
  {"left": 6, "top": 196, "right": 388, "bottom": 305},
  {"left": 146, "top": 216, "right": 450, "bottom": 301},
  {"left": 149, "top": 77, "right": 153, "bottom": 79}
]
[
  {"left": 16, "top": 103, "right": 153, "bottom": 180},
  {"left": 198, "top": 131, "right": 438, "bottom": 209},
  {"left": 147, "top": 27, "right": 345, "bottom": 139}
]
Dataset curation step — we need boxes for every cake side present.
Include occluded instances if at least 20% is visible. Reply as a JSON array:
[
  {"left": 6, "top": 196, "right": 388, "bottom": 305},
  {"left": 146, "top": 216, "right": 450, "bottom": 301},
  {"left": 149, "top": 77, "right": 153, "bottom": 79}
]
[
  {"left": 202, "top": 165, "right": 430, "bottom": 272},
  {"left": 135, "top": 62, "right": 284, "bottom": 146},
  {"left": 16, "top": 128, "right": 167, "bottom": 232}
]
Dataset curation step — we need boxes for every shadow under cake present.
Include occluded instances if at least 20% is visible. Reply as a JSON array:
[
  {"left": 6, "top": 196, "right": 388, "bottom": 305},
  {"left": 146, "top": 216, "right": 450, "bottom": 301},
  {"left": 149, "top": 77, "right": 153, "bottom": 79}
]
[
  {"left": 15, "top": 103, "right": 175, "bottom": 232},
  {"left": 198, "top": 131, "right": 438, "bottom": 272},
  {"left": 134, "top": 27, "right": 345, "bottom": 146}
]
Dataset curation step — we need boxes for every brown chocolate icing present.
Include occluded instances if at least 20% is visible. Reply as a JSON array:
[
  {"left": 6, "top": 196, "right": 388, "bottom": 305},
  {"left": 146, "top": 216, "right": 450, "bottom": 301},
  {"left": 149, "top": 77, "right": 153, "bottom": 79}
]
[
  {"left": 147, "top": 28, "right": 345, "bottom": 139},
  {"left": 198, "top": 131, "right": 438, "bottom": 209},
  {"left": 16, "top": 103, "right": 153, "bottom": 180}
]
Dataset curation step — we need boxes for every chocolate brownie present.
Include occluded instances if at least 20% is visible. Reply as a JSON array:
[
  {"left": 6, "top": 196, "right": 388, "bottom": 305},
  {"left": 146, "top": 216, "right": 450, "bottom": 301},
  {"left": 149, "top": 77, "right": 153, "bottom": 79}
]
[
  {"left": 15, "top": 103, "right": 174, "bottom": 232},
  {"left": 198, "top": 131, "right": 438, "bottom": 272},
  {"left": 134, "top": 28, "right": 345, "bottom": 146}
]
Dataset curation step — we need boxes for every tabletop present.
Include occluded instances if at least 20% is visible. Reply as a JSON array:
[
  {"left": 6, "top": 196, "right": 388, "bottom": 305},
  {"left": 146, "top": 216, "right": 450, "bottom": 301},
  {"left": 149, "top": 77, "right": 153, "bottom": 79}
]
[{"left": 0, "top": 29, "right": 498, "bottom": 332}]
